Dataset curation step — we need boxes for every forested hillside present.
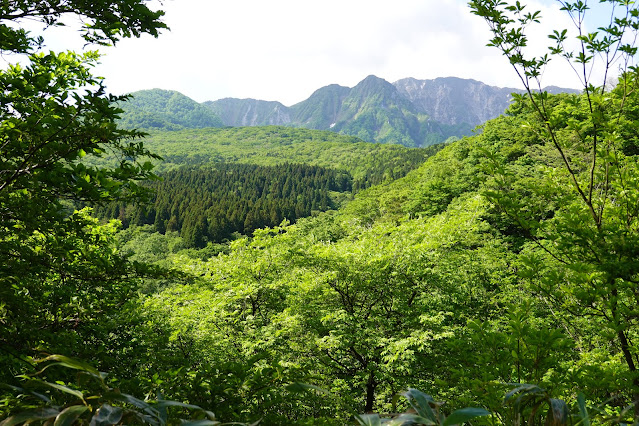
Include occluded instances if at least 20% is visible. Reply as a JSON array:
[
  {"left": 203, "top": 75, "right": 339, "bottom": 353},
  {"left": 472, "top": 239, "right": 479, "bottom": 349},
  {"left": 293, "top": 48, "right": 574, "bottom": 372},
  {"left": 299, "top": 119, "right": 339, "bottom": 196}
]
[
  {"left": 108, "top": 81, "right": 639, "bottom": 423},
  {"left": 97, "top": 163, "right": 352, "bottom": 247},
  {"left": 118, "top": 89, "right": 224, "bottom": 130},
  {"left": 132, "top": 126, "right": 440, "bottom": 182},
  {"left": 92, "top": 127, "right": 442, "bottom": 251}
]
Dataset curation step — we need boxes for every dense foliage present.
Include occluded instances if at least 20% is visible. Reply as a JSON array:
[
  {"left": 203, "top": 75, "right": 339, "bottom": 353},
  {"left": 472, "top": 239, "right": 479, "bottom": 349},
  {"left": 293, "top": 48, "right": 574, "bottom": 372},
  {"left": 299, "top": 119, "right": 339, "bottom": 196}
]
[
  {"left": 124, "top": 126, "right": 442, "bottom": 186},
  {"left": 125, "top": 82, "right": 639, "bottom": 424},
  {"left": 5, "top": 0, "right": 639, "bottom": 425},
  {"left": 97, "top": 163, "right": 351, "bottom": 246},
  {"left": 0, "top": 0, "right": 189, "bottom": 423},
  {"left": 0, "top": 0, "right": 165, "bottom": 380}
]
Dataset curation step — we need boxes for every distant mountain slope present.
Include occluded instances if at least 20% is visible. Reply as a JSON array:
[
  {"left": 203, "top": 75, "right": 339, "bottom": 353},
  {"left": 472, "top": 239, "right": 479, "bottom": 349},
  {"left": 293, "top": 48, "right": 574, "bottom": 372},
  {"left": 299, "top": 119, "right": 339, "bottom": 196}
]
[
  {"left": 119, "top": 89, "right": 223, "bottom": 130},
  {"left": 121, "top": 77, "right": 579, "bottom": 147},
  {"left": 290, "top": 84, "right": 351, "bottom": 128},
  {"left": 393, "top": 77, "right": 516, "bottom": 125},
  {"left": 204, "top": 98, "right": 290, "bottom": 126},
  {"left": 205, "top": 76, "right": 577, "bottom": 147},
  {"left": 393, "top": 77, "right": 580, "bottom": 125},
  {"left": 317, "top": 76, "right": 424, "bottom": 145}
]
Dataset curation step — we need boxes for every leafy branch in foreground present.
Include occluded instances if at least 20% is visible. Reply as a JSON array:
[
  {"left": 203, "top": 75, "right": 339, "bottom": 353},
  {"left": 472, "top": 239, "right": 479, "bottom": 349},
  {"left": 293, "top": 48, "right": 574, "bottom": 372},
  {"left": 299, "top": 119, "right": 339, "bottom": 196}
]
[
  {"left": 354, "top": 388, "right": 490, "bottom": 426},
  {"left": 0, "top": 0, "right": 166, "bottom": 54},
  {"left": 0, "top": 0, "right": 165, "bottom": 389},
  {"left": 354, "top": 385, "right": 638, "bottom": 425},
  {"left": 0, "top": 355, "right": 249, "bottom": 426},
  {"left": 469, "top": 0, "right": 639, "bottom": 416}
]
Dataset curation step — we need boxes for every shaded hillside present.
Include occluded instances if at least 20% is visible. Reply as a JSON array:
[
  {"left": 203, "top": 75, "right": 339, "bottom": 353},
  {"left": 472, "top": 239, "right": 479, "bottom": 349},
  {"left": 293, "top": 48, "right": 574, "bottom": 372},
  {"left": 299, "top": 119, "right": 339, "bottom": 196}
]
[
  {"left": 94, "top": 126, "right": 444, "bottom": 250},
  {"left": 97, "top": 163, "right": 351, "bottom": 246}
]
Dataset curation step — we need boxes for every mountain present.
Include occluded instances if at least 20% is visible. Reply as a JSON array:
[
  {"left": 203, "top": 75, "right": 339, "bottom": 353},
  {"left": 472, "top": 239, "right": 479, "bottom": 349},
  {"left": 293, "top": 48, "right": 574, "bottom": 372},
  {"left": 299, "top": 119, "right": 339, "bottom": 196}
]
[
  {"left": 203, "top": 98, "right": 290, "bottom": 126},
  {"left": 291, "top": 75, "right": 431, "bottom": 146},
  {"left": 393, "top": 77, "right": 517, "bottom": 125},
  {"left": 122, "top": 77, "right": 579, "bottom": 147},
  {"left": 118, "top": 89, "right": 223, "bottom": 130},
  {"left": 393, "top": 77, "right": 580, "bottom": 125},
  {"left": 290, "top": 84, "right": 351, "bottom": 128},
  {"left": 205, "top": 76, "right": 577, "bottom": 146}
]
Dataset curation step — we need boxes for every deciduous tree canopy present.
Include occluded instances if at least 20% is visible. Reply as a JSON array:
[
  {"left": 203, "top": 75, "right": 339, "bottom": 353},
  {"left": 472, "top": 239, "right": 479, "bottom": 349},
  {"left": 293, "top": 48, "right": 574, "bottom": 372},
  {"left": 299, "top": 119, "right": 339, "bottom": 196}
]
[{"left": 0, "top": 0, "right": 166, "bottom": 388}]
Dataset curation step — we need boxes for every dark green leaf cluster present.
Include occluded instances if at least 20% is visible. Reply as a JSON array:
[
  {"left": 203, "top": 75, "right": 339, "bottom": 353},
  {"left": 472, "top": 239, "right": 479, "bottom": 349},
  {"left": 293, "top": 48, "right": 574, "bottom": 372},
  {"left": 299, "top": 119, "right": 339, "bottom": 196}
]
[
  {"left": 2, "top": 355, "right": 226, "bottom": 426},
  {"left": 0, "top": 0, "right": 168, "bottom": 410},
  {"left": 0, "top": 0, "right": 166, "bottom": 53}
]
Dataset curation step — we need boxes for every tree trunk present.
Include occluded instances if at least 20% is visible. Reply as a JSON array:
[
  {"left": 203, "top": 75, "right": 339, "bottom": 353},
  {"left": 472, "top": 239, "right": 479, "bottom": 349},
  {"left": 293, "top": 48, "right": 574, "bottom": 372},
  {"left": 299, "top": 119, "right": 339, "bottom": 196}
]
[
  {"left": 365, "top": 371, "right": 376, "bottom": 413},
  {"left": 617, "top": 330, "right": 639, "bottom": 419}
]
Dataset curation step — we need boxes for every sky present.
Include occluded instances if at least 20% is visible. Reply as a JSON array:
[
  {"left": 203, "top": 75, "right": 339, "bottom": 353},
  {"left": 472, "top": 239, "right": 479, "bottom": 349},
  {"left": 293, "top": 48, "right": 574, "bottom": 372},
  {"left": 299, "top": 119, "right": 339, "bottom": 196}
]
[{"left": 5, "top": 0, "right": 621, "bottom": 106}]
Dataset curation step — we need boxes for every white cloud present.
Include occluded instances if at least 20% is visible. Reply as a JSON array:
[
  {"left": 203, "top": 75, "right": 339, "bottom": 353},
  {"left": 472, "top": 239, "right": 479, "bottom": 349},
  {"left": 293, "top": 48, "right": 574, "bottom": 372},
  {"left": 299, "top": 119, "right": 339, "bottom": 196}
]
[{"left": 6, "top": 0, "right": 630, "bottom": 105}]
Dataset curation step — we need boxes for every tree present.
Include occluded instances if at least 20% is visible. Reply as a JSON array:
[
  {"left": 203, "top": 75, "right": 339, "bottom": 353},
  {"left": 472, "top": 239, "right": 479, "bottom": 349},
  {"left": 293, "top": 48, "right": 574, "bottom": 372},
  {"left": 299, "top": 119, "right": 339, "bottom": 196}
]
[
  {"left": 0, "top": 0, "right": 166, "bottom": 384},
  {"left": 0, "top": 0, "right": 166, "bottom": 54},
  {"left": 469, "top": 0, "right": 639, "bottom": 414}
]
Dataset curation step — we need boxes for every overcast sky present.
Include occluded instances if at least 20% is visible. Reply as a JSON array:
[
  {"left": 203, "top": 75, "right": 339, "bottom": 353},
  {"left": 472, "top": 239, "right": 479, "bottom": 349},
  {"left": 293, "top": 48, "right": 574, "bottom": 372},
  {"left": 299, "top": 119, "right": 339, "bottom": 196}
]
[{"left": 9, "top": 0, "right": 617, "bottom": 105}]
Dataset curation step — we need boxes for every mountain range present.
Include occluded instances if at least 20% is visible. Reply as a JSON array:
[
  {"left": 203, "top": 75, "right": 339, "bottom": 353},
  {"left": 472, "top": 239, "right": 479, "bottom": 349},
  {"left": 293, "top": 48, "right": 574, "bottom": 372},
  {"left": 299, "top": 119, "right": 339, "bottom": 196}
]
[{"left": 121, "top": 75, "right": 579, "bottom": 147}]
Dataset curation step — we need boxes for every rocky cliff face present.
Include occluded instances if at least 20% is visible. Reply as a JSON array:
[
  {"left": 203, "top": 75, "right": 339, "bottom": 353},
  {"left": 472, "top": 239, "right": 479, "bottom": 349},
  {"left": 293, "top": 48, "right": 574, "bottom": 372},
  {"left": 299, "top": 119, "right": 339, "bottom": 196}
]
[
  {"left": 204, "top": 98, "right": 291, "bottom": 127},
  {"left": 393, "top": 77, "right": 517, "bottom": 126}
]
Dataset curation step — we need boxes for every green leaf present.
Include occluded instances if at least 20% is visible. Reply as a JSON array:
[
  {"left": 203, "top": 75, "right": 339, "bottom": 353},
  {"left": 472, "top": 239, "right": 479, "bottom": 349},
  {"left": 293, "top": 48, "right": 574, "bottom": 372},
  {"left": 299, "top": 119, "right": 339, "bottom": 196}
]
[
  {"left": 104, "top": 392, "right": 158, "bottom": 417},
  {"left": 154, "top": 400, "right": 205, "bottom": 411},
  {"left": 285, "top": 382, "right": 329, "bottom": 394},
  {"left": 28, "top": 379, "right": 84, "bottom": 401},
  {"left": 442, "top": 407, "right": 491, "bottom": 425},
  {"left": 576, "top": 393, "right": 590, "bottom": 426},
  {"left": 391, "top": 413, "right": 437, "bottom": 425},
  {"left": 353, "top": 414, "right": 383, "bottom": 426},
  {"left": 503, "top": 384, "right": 545, "bottom": 403},
  {"left": 54, "top": 405, "right": 89, "bottom": 426},
  {"left": 0, "top": 408, "right": 59, "bottom": 426},
  {"left": 404, "top": 388, "right": 439, "bottom": 422},
  {"left": 91, "top": 404, "right": 123, "bottom": 425},
  {"left": 37, "top": 354, "right": 101, "bottom": 376}
]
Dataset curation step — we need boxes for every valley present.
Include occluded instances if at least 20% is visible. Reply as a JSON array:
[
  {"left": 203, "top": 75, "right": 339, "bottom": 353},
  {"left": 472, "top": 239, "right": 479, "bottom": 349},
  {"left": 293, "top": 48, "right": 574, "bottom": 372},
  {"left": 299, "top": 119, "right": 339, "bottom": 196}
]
[{"left": 3, "top": 0, "right": 639, "bottom": 424}]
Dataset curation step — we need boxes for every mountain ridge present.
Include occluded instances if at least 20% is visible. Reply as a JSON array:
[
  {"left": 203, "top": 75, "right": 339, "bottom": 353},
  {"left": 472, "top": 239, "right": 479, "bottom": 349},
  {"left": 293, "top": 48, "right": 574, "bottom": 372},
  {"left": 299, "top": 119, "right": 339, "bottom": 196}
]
[{"left": 121, "top": 76, "right": 579, "bottom": 147}]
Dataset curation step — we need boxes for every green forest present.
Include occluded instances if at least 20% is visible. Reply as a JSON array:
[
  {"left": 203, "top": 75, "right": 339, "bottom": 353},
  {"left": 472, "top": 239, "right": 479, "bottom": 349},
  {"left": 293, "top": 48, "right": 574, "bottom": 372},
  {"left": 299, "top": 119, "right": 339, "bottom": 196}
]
[{"left": 3, "top": 1, "right": 639, "bottom": 425}]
